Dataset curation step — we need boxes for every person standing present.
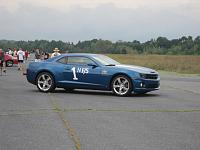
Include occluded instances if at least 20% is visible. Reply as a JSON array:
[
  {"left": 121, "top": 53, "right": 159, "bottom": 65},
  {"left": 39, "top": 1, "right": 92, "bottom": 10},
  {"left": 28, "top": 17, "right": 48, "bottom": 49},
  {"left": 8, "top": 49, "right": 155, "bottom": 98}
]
[
  {"left": 51, "top": 48, "right": 61, "bottom": 58},
  {"left": 8, "top": 48, "right": 13, "bottom": 56},
  {"left": 35, "top": 49, "right": 41, "bottom": 62},
  {"left": 13, "top": 48, "right": 18, "bottom": 57},
  {"left": 0, "top": 48, "right": 6, "bottom": 75},
  {"left": 25, "top": 50, "right": 29, "bottom": 60},
  {"left": 44, "top": 52, "right": 49, "bottom": 60},
  {"left": 17, "top": 48, "right": 25, "bottom": 71}
]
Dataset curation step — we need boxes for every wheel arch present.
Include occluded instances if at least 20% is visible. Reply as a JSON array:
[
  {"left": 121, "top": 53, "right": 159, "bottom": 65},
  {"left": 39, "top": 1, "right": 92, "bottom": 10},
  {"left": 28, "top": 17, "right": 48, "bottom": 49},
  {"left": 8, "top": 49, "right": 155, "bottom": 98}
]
[
  {"left": 35, "top": 70, "right": 56, "bottom": 92},
  {"left": 109, "top": 73, "right": 133, "bottom": 90},
  {"left": 35, "top": 70, "right": 56, "bottom": 84}
]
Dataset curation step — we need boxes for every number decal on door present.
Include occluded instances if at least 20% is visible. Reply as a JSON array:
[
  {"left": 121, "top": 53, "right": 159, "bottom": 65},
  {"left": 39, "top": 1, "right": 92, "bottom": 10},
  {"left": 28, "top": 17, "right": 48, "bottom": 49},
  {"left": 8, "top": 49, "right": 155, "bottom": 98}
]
[
  {"left": 71, "top": 67, "right": 78, "bottom": 80},
  {"left": 71, "top": 67, "right": 89, "bottom": 80}
]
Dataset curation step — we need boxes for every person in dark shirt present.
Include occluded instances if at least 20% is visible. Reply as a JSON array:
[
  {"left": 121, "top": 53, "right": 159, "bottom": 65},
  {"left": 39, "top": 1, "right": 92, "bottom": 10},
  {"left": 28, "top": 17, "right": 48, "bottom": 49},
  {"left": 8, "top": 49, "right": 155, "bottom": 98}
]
[
  {"left": 44, "top": 52, "right": 49, "bottom": 60},
  {"left": 35, "top": 49, "right": 41, "bottom": 62}
]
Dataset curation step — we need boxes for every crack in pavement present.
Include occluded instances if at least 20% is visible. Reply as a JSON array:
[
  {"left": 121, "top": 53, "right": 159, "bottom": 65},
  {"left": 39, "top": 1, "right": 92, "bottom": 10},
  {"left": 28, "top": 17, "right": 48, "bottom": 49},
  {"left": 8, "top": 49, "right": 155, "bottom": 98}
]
[
  {"left": 0, "top": 108, "right": 57, "bottom": 116},
  {"left": 1, "top": 108, "right": 200, "bottom": 117},
  {"left": 48, "top": 93, "right": 81, "bottom": 150},
  {"left": 63, "top": 108, "right": 200, "bottom": 113}
]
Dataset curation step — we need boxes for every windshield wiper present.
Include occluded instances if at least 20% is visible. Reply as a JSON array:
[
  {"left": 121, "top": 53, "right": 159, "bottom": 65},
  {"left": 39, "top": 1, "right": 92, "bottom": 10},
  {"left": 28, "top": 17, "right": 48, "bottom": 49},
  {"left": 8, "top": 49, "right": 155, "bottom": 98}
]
[{"left": 105, "top": 64, "right": 116, "bottom": 66}]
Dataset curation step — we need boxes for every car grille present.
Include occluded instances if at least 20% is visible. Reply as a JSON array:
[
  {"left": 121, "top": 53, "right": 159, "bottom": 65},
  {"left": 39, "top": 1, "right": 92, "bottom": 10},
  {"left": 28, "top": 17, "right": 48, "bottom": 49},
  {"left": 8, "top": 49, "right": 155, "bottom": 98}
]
[
  {"left": 140, "top": 73, "right": 158, "bottom": 80},
  {"left": 145, "top": 74, "right": 158, "bottom": 79}
]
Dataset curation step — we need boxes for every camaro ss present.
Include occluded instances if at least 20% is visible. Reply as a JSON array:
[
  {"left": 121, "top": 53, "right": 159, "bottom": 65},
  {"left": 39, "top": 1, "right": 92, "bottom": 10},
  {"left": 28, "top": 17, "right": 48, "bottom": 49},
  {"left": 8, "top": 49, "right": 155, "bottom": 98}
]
[{"left": 26, "top": 53, "right": 160, "bottom": 96}]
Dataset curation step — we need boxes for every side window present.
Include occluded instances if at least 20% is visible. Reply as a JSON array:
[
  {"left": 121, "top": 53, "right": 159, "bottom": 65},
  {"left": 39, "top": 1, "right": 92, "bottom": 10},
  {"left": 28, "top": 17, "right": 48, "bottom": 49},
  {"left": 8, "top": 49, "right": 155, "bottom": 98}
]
[
  {"left": 67, "top": 56, "right": 95, "bottom": 65},
  {"left": 57, "top": 57, "right": 67, "bottom": 64}
]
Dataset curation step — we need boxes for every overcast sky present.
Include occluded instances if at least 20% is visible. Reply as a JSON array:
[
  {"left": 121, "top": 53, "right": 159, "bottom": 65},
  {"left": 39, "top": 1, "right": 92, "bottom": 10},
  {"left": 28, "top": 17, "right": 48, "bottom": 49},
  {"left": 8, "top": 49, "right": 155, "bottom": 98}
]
[{"left": 0, "top": 0, "right": 199, "bottom": 42}]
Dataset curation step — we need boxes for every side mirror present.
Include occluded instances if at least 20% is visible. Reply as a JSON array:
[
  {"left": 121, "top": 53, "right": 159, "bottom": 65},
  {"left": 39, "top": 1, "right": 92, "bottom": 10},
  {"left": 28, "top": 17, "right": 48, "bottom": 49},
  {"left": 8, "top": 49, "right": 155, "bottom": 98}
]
[{"left": 87, "top": 63, "right": 98, "bottom": 68}]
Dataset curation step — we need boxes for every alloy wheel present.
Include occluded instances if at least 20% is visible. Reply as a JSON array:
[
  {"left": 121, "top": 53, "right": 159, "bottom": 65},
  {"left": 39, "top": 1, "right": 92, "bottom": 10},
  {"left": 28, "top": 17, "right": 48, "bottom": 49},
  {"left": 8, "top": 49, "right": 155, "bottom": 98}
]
[
  {"left": 37, "top": 72, "right": 55, "bottom": 92},
  {"left": 112, "top": 75, "right": 131, "bottom": 96}
]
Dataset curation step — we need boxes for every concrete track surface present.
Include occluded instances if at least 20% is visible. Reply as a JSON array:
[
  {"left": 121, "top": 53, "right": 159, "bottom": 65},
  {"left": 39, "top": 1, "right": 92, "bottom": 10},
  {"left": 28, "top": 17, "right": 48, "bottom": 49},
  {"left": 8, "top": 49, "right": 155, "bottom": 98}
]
[{"left": 0, "top": 61, "right": 200, "bottom": 150}]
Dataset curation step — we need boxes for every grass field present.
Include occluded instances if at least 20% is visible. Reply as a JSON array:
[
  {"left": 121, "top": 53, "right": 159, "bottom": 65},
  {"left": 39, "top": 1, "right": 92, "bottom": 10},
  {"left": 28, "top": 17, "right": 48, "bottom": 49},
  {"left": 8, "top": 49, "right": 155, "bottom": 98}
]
[{"left": 108, "top": 54, "right": 200, "bottom": 75}]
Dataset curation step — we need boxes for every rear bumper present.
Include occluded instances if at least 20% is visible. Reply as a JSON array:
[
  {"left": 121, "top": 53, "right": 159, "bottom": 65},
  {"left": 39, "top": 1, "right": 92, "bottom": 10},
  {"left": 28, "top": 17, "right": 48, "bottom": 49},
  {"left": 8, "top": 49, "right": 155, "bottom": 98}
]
[{"left": 26, "top": 69, "right": 37, "bottom": 85}]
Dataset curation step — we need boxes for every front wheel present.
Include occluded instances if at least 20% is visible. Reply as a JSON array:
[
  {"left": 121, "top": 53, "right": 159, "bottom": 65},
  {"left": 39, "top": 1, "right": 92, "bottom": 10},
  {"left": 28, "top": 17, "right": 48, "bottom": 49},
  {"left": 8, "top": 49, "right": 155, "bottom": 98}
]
[
  {"left": 36, "top": 72, "right": 55, "bottom": 92},
  {"left": 111, "top": 75, "right": 132, "bottom": 96}
]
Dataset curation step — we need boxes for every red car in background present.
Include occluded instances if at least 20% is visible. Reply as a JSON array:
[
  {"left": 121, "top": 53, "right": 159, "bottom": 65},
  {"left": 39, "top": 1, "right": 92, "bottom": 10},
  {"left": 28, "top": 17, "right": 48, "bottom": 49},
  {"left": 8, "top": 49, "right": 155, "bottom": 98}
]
[{"left": 4, "top": 54, "right": 18, "bottom": 67}]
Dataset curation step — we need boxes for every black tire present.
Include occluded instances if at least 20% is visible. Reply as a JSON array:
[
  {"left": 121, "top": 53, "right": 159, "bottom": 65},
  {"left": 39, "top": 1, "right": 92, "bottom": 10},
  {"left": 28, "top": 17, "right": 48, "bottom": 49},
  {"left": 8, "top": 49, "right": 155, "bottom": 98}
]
[
  {"left": 6, "top": 60, "right": 13, "bottom": 67},
  {"left": 111, "top": 75, "right": 132, "bottom": 96},
  {"left": 36, "top": 72, "right": 55, "bottom": 92}
]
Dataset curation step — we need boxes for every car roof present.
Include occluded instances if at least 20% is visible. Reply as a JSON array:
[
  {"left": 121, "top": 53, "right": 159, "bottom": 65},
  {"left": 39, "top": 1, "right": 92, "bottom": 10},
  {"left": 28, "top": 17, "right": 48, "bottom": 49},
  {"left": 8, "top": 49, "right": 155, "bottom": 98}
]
[
  {"left": 46, "top": 53, "right": 122, "bottom": 67},
  {"left": 46, "top": 53, "right": 104, "bottom": 63}
]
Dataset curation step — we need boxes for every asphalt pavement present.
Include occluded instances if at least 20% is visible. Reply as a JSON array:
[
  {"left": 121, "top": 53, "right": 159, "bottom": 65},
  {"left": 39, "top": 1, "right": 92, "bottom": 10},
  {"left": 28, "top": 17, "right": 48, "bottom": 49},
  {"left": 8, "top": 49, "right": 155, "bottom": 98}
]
[{"left": 0, "top": 59, "right": 200, "bottom": 150}]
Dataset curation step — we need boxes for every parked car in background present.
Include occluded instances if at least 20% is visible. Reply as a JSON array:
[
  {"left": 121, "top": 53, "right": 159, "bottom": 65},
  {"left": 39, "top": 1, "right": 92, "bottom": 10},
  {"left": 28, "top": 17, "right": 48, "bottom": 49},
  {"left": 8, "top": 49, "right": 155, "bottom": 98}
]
[{"left": 4, "top": 54, "right": 18, "bottom": 67}]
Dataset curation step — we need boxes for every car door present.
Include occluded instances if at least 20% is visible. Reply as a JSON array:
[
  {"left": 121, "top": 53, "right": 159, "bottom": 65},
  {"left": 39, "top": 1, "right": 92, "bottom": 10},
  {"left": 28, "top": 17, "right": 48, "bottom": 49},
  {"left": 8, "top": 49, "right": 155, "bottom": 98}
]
[{"left": 63, "top": 56, "right": 106, "bottom": 89}]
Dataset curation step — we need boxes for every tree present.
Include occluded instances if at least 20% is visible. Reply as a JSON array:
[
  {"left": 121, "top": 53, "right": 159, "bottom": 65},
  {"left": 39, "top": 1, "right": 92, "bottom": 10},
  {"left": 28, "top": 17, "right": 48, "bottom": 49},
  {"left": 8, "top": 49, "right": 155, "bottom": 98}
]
[{"left": 0, "top": 36, "right": 200, "bottom": 55}]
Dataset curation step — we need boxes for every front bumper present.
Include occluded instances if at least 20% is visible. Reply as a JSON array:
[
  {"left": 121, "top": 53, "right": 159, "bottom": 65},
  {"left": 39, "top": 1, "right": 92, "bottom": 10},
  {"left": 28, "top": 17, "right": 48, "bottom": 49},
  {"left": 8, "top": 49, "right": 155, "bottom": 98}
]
[{"left": 132, "top": 78, "right": 160, "bottom": 93}]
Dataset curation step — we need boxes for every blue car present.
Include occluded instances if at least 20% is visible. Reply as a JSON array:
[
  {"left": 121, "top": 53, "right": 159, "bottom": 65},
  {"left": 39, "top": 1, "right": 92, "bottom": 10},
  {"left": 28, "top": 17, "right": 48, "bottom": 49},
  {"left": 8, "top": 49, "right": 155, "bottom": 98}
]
[{"left": 26, "top": 53, "right": 160, "bottom": 96}]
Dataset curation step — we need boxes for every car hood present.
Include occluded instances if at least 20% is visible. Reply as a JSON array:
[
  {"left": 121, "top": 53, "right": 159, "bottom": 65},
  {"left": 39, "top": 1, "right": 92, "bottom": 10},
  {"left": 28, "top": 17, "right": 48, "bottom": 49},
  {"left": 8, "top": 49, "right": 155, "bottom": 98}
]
[{"left": 115, "top": 64, "right": 158, "bottom": 74}]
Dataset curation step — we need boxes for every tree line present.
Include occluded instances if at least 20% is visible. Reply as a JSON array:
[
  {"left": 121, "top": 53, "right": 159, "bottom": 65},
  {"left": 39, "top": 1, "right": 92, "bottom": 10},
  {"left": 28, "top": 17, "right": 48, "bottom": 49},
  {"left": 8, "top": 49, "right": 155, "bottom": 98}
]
[{"left": 0, "top": 36, "right": 199, "bottom": 55}]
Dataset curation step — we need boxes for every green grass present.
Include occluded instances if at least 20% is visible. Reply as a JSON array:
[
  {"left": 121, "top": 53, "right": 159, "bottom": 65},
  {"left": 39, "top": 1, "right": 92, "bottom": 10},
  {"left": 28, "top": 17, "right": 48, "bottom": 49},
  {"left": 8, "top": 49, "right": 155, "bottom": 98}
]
[{"left": 108, "top": 54, "right": 200, "bottom": 75}]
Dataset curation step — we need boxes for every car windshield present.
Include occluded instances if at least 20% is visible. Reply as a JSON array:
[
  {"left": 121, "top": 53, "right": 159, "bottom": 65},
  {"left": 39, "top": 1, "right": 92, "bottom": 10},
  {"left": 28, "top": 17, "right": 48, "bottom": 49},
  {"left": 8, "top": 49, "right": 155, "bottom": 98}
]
[{"left": 92, "top": 55, "right": 120, "bottom": 66}]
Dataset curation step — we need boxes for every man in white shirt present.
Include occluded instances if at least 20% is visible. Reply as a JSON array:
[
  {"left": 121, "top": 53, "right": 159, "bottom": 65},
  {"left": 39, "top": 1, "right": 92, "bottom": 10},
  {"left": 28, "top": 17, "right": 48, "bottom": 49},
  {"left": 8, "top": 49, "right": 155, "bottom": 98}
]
[
  {"left": 17, "top": 48, "right": 25, "bottom": 71},
  {"left": 8, "top": 48, "right": 13, "bottom": 56},
  {"left": 51, "top": 48, "right": 61, "bottom": 58}
]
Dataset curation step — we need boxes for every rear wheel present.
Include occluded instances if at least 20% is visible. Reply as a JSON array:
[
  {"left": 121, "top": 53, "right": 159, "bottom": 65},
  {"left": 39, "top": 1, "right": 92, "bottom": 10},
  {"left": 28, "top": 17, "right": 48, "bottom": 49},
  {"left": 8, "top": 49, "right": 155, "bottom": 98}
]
[
  {"left": 36, "top": 72, "right": 55, "bottom": 92},
  {"left": 6, "top": 60, "right": 13, "bottom": 67},
  {"left": 111, "top": 75, "right": 132, "bottom": 96}
]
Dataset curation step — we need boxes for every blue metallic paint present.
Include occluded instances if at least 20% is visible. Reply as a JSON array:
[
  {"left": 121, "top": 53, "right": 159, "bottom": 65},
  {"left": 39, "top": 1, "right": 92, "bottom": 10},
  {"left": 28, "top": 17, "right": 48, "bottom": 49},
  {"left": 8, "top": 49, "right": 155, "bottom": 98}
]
[{"left": 26, "top": 53, "right": 160, "bottom": 94}]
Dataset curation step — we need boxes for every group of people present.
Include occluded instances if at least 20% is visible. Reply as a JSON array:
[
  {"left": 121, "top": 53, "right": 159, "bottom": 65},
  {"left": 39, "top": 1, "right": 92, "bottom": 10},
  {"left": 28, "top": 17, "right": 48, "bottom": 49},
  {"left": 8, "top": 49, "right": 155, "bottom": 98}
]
[
  {"left": 7, "top": 48, "right": 29, "bottom": 60},
  {"left": 0, "top": 48, "right": 29, "bottom": 75},
  {"left": 34, "top": 48, "right": 61, "bottom": 62},
  {"left": 8, "top": 47, "right": 28, "bottom": 71},
  {"left": 0, "top": 47, "right": 62, "bottom": 75},
  {"left": 34, "top": 49, "right": 49, "bottom": 62}
]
